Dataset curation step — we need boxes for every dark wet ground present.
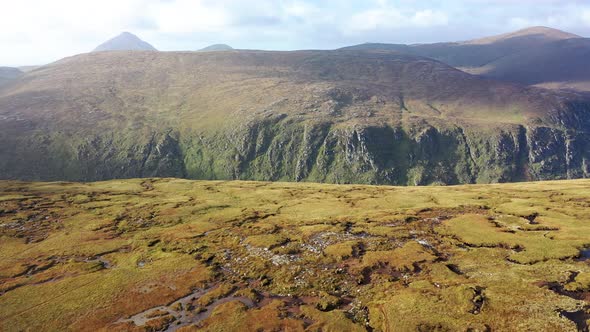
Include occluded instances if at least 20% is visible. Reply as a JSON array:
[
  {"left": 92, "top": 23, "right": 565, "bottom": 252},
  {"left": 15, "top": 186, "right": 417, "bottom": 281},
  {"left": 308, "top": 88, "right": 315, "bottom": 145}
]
[{"left": 560, "top": 309, "right": 589, "bottom": 332}]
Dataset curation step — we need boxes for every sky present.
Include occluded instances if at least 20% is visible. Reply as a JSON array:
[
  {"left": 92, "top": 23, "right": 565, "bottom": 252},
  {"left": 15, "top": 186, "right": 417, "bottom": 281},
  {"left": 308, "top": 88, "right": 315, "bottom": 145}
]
[{"left": 1, "top": 0, "right": 590, "bottom": 66}]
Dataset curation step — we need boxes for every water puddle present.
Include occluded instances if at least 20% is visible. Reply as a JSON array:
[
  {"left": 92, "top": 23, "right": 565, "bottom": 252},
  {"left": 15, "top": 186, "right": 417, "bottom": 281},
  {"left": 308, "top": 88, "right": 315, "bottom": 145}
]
[
  {"left": 541, "top": 272, "right": 589, "bottom": 302},
  {"left": 85, "top": 256, "right": 112, "bottom": 269},
  {"left": 577, "top": 248, "right": 590, "bottom": 262},
  {"left": 117, "top": 287, "right": 255, "bottom": 331},
  {"left": 559, "top": 309, "right": 589, "bottom": 332}
]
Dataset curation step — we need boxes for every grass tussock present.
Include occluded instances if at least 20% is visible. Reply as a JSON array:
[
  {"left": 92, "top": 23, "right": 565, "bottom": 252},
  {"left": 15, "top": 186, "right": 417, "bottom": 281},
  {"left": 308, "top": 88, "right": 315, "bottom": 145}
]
[{"left": 0, "top": 178, "right": 589, "bottom": 331}]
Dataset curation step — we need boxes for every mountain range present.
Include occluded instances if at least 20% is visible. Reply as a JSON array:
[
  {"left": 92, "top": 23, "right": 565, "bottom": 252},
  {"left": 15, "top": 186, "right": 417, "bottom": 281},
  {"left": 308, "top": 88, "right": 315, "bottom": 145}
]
[
  {"left": 0, "top": 27, "right": 589, "bottom": 185},
  {"left": 91, "top": 32, "right": 233, "bottom": 53},
  {"left": 342, "top": 26, "right": 590, "bottom": 93}
]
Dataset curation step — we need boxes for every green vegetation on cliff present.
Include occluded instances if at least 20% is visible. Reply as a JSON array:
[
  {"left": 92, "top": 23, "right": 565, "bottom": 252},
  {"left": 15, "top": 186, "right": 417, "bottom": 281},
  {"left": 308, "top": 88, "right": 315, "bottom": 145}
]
[{"left": 0, "top": 50, "right": 589, "bottom": 184}]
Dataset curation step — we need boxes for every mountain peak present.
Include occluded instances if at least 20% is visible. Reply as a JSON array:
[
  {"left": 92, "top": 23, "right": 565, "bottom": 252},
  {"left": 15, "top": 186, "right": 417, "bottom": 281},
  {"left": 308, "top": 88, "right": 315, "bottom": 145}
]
[
  {"left": 510, "top": 26, "right": 580, "bottom": 39},
  {"left": 198, "top": 44, "right": 234, "bottom": 52},
  {"left": 466, "top": 26, "right": 580, "bottom": 45},
  {"left": 93, "top": 32, "right": 157, "bottom": 52},
  {"left": 517, "top": 26, "right": 576, "bottom": 34}
]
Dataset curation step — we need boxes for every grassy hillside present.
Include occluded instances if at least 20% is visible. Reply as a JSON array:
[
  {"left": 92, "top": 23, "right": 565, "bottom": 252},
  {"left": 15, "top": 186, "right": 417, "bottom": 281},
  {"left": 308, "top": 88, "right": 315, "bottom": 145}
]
[
  {"left": 0, "top": 178, "right": 589, "bottom": 331},
  {"left": 1, "top": 50, "right": 589, "bottom": 184}
]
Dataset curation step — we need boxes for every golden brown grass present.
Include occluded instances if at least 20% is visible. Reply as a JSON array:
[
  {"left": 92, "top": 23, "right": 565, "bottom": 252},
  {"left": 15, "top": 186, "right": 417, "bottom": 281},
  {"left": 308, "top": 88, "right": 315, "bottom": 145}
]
[{"left": 0, "top": 178, "right": 589, "bottom": 331}]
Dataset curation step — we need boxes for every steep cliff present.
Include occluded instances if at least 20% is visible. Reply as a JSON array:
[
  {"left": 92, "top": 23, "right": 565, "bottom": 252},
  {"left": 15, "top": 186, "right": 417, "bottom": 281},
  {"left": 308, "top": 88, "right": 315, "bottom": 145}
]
[{"left": 0, "top": 50, "right": 588, "bottom": 184}]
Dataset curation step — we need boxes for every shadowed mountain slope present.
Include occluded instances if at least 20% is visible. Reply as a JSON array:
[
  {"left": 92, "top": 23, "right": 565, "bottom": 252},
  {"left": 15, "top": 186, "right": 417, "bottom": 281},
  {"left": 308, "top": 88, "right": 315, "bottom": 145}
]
[
  {"left": 0, "top": 50, "right": 589, "bottom": 184},
  {"left": 341, "top": 27, "right": 579, "bottom": 68},
  {"left": 470, "top": 38, "right": 590, "bottom": 92},
  {"left": 465, "top": 26, "right": 579, "bottom": 45},
  {"left": 93, "top": 32, "right": 157, "bottom": 52},
  {"left": 341, "top": 27, "right": 590, "bottom": 92},
  {"left": 0, "top": 67, "right": 22, "bottom": 86}
]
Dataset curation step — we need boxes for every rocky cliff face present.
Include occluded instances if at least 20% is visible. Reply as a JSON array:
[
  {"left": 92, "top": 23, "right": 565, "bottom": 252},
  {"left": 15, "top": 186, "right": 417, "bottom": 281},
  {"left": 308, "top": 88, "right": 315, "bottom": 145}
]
[
  {"left": 199, "top": 116, "right": 589, "bottom": 185},
  {"left": 0, "top": 50, "right": 589, "bottom": 185},
  {"left": 2, "top": 113, "right": 588, "bottom": 185}
]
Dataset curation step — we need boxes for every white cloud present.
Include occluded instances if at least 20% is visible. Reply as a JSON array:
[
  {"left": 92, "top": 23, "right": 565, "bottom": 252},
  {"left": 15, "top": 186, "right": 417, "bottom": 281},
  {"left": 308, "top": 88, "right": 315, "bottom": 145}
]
[
  {"left": 346, "top": 6, "right": 448, "bottom": 33},
  {"left": 0, "top": 0, "right": 588, "bottom": 66},
  {"left": 284, "top": 1, "right": 318, "bottom": 18},
  {"left": 508, "top": 17, "right": 534, "bottom": 29},
  {"left": 411, "top": 10, "right": 450, "bottom": 27},
  {"left": 0, "top": 0, "right": 146, "bottom": 38},
  {"left": 0, "top": 0, "right": 151, "bottom": 65},
  {"left": 508, "top": 5, "right": 590, "bottom": 30},
  {"left": 147, "top": 0, "right": 229, "bottom": 33},
  {"left": 349, "top": 8, "right": 404, "bottom": 32}
]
